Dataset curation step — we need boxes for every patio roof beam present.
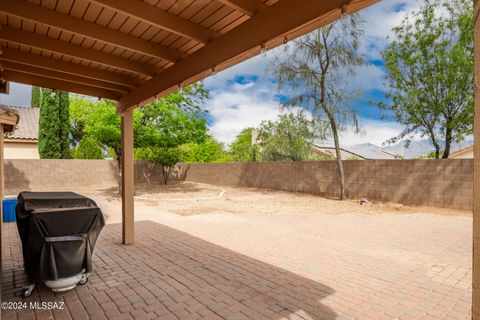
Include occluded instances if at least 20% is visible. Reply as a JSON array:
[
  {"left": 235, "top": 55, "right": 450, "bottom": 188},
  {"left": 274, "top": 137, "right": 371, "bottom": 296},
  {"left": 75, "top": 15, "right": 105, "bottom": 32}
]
[
  {"left": 215, "top": 0, "right": 266, "bottom": 16},
  {"left": 0, "top": 26, "right": 155, "bottom": 76},
  {"left": 0, "top": 61, "right": 130, "bottom": 94},
  {"left": 0, "top": 0, "right": 183, "bottom": 63},
  {"left": 118, "top": 0, "right": 374, "bottom": 112},
  {"left": 0, "top": 70, "right": 121, "bottom": 100},
  {"left": 89, "top": 0, "right": 219, "bottom": 44},
  {"left": 0, "top": 48, "right": 139, "bottom": 88}
]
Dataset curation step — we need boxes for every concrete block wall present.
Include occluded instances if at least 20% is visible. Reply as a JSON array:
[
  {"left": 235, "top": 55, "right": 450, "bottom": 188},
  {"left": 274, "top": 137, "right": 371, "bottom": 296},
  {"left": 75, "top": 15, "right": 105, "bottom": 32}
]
[
  {"left": 184, "top": 160, "right": 473, "bottom": 211},
  {"left": 4, "top": 159, "right": 119, "bottom": 195},
  {"left": 177, "top": 163, "right": 249, "bottom": 187},
  {"left": 3, "top": 159, "right": 473, "bottom": 210},
  {"left": 4, "top": 160, "right": 179, "bottom": 195}
]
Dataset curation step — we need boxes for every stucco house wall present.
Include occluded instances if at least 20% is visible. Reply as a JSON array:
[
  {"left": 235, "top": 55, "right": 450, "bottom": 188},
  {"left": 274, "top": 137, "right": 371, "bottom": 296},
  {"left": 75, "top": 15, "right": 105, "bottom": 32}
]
[
  {"left": 1, "top": 105, "right": 39, "bottom": 159},
  {"left": 4, "top": 140, "right": 39, "bottom": 159}
]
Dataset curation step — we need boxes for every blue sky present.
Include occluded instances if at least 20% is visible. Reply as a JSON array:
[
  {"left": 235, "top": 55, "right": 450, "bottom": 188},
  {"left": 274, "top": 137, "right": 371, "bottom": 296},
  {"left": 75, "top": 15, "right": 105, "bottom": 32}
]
[{"left": 0, "top": 0, "right": 422, "bottom": 147}]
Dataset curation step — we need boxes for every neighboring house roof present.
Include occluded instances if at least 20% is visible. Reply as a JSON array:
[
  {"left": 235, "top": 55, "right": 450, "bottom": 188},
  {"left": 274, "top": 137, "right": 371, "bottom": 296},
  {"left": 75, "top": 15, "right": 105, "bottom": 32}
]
[
  {"left": 314, "top": 143, "right": 401, "bottom": 160},
  {"left": 314, "top": 143, "right": 366, "bottom": 159},
  {"left": 449, "top": 144, "right": 473, "bottom": 158},
  {"left": 1, "top": 105, "right": 39, "bottom": 141},
  {"left": 0, "top": 105, "right": 19, "bottom": 133},
  {"left": 347, "top": 143, "right": 401, "bottom": 160}
]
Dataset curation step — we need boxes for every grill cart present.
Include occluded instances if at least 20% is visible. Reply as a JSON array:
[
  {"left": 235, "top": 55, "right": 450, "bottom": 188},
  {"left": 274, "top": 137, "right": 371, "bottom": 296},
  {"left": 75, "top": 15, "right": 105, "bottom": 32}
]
[{"left": 15, "top": 192, "right": 105, "bottom": 298}]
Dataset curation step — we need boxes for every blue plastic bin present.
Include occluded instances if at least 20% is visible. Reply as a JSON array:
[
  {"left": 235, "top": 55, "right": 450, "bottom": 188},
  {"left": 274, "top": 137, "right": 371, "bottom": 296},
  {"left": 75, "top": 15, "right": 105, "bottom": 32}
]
[{"left": 3, "top": 198, "right": 17, "bottom": 223}]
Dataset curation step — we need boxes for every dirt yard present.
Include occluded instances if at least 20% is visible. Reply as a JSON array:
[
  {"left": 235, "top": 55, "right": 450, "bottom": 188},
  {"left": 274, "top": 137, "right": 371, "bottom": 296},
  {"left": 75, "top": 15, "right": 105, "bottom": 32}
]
[{"left": 87, "top": 181, "right": 470, "bottom": 217}]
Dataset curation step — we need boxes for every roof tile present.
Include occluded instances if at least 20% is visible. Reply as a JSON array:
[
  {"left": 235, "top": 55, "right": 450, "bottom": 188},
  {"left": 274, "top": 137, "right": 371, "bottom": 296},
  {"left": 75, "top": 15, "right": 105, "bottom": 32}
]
[{"left": 1, "top": 105, "right": 39, "bottom": 140}]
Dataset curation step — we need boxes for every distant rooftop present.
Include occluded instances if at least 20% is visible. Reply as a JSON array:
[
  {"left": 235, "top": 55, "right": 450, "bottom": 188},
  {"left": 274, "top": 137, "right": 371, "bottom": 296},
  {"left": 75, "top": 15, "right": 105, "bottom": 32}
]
[
  {"left": 0, "top": 105, "right": 19, "bottom": 133},
  {"left": 347, "top": 143, "right": 402, "bottom": 160},
  {"left": 0, "top": 105, "right": 39, "bottom": 141},
  {"left": 314, "top": 142, "right": 401, "bottom": 160},
  {"left": 449, "top": 144, "right": 473, "bottom": 158}
]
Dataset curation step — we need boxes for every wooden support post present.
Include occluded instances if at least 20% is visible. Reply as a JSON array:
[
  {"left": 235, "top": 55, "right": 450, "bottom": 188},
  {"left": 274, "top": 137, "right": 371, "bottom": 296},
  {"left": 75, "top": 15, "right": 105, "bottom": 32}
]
[
  {"left": 474, "top": 0, "right": 480, "bottom": 319},
  {"left": 0, "top": 124, "right": 4, "bottom": 304},
  {"left": 121, "top": 108, "right": 134, "bottom": 245}
]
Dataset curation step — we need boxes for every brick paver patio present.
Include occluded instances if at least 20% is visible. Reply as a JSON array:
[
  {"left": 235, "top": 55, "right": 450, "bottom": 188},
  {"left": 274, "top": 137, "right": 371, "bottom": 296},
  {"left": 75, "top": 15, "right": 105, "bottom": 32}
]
[{"left": 1, "top": 197, "right": 472, "bottom": 320}]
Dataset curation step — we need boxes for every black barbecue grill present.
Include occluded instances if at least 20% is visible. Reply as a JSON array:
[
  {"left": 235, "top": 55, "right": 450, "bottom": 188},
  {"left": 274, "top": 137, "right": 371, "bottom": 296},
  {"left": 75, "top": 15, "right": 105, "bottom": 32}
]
[{"left": 15, "top": 191, "right": 105, "bottom": 298}]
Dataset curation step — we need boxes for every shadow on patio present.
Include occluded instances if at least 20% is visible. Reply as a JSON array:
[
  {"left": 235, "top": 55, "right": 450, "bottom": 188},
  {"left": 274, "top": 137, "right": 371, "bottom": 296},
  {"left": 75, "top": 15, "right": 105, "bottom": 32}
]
[{"left": 2, "top": 220, "right": 336, "bottom": 320}]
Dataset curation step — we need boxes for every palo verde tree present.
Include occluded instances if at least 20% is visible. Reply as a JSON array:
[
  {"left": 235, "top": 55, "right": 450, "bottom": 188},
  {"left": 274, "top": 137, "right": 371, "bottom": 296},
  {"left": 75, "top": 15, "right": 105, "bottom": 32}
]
[
  {"left": 38, "top": 89, "right": 70, "bottom": 159},
  {"left": 271, "top": 15, "right": 365, "bottom": 200},
  {"left": 379, "top": 0, "right": 473, "bottom": 158}
]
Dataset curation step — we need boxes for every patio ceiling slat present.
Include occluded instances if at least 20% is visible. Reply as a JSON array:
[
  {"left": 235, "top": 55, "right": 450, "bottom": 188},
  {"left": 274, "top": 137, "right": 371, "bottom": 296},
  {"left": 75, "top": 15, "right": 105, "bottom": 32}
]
[
  {"left": 0, "top": 26, "right": 155, "bottom": 76},
  {"left": 215, "top": 0, "right": 266, "bottom": 16},
  {"left": 0, "top": 61, "right": 130, "bottom": 94},
  {"left": 0, "top": 70, "right": 121, "bottom": 100},
  {"left": 0, "top": 49, "right": 138, "bottom": 87},
  {"left": 89, "top": 0, "right": 219, "bottom": 44},
  {"left": 0, "top": 0, "right": 183, "bottom": 63}
]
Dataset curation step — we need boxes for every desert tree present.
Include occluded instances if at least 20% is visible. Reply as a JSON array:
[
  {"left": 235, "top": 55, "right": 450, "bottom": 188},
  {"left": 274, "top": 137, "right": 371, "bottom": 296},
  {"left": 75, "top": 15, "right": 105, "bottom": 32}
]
[
  {"left": 271, "top": 15, "right": 365, "bottom": 199},
  {"left": 229, "top": 128, "right": 259, "bottom": 162},
  {"left": 258, "top": 112, "right": 318, "bottom": 161},
  {"left": 38, "top": 89, "right": 70, "bottom": 159},
  {"left": 181, "top": 136, "right": 228, "bottom": 163},
  {"left": 379, "top": 0, "right": 473, "bottom": 158},
  {"left": 70, "top": 83, "right": 209, "bottom": 184}
]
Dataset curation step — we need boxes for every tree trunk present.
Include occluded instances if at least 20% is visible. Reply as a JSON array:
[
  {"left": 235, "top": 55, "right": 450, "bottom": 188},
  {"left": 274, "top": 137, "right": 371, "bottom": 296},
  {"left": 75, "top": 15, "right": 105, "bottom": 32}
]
[
  {"left": 433, "top": 141, "right": 441, "bottom": 159},
  {"left": 330, "top": 120, "right": 346, "bottom": 200},
  {"left": 442, "top": 127, "right": 453, "bottom": 159},
  {"left": 429, "top": 135, "right": 441, "bottom": 159},
  {"left": 162, "top": 165, "right": 173, "bottom": 185}
]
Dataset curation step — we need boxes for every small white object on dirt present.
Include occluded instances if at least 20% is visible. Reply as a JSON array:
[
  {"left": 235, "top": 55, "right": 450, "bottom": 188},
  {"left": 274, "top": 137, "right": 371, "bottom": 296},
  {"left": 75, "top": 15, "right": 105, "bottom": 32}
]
[
  {"left": 135, "top": 189, "right": 225, "bottom": 201},
  {"left": 360, "top": 198, "right": 372, "bottom": 206}
]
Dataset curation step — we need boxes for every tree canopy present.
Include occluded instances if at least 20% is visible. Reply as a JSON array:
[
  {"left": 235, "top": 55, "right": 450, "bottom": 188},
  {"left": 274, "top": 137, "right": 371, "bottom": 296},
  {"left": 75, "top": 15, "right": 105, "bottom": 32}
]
[
  {"left": 70, "top": 83, "right": 214, "bottom": 183},
  {"left": 181, "top": 136, "right": 228, "bottom": 163},
  {"left": 258, "top": 112, "right": 318, "bottom": 162},
  {"left": 229, "top": 128, "right": 258, "bottom": 162},
  {"left": 379, "top": 0, "right": 473, "bottom": 158}
]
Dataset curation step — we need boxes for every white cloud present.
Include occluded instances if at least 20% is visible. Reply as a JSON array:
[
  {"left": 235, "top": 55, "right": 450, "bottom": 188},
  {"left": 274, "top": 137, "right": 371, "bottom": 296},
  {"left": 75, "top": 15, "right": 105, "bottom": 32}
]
[
  {"left": 206, "top": 80, "right": 281, "bottom": 144},
  {"left": 338, "top": 120, "right": 403, "bottom": 146},
  {"left": 348, "top": 64, "right": 386, "bottom": 92},
  {"left": 359, "top": 0, "right": 422, "bottom": 58}
]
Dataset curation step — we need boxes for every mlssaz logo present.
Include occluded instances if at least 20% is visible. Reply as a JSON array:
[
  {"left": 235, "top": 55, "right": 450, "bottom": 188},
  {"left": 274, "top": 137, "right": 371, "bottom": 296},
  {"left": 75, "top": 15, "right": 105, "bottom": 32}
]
[{"left": 29, "top": 301, "right": 65, "bottom": 310}]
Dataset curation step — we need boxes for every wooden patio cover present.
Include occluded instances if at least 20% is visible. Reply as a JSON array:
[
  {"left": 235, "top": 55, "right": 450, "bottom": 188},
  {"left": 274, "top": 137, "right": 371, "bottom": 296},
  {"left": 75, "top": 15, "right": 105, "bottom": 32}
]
[{"left": 0, "top": 0, "right": 478, "bottom": 318}]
